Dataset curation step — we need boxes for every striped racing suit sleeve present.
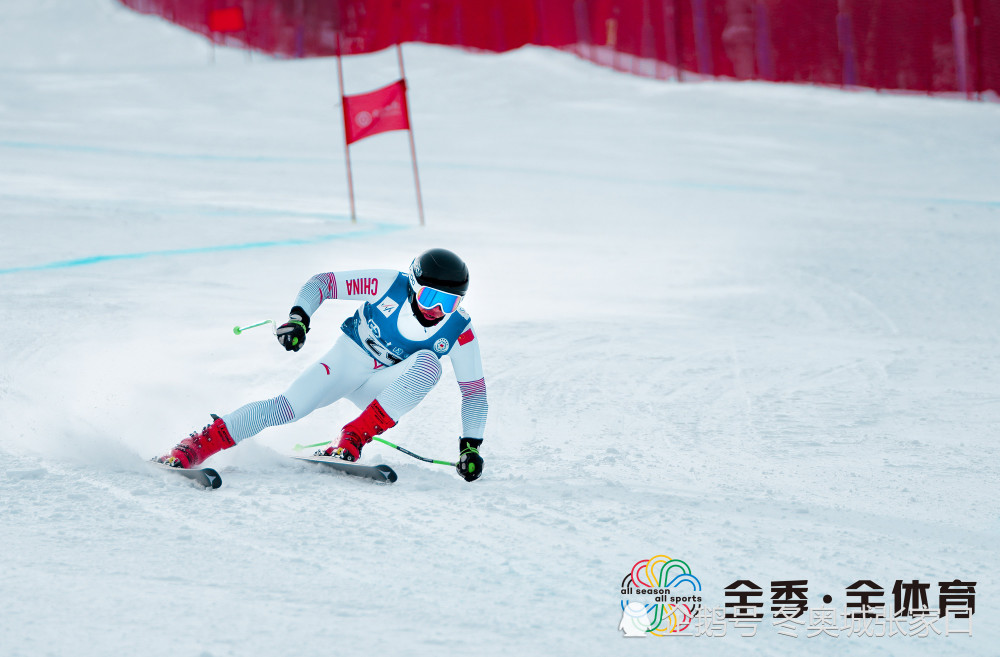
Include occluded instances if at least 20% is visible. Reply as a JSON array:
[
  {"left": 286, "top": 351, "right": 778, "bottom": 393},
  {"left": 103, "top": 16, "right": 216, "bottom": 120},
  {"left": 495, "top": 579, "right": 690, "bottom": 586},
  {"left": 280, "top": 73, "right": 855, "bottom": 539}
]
[
  {"left": 449, "top": 323, "right": 487, "bottom": 441},
  {"left": 292, "top": 269, "right": 400, "bottom": 317}
]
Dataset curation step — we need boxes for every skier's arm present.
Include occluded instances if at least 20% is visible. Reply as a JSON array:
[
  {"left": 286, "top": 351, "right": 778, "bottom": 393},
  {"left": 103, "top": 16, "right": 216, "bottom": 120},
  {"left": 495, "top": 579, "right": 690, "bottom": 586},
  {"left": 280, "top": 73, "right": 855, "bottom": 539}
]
[
  {"left": 276, "top": 269, "right": 398, "bottom": 352},
  {"left": 292, "top": 269, "right": 400, "bottom": 317},
  {"left": 448, "top": 322, "right": 486, "bottom": 482},
  {"left": 449, "top": 324, "right": 488, "bottom": 441}
]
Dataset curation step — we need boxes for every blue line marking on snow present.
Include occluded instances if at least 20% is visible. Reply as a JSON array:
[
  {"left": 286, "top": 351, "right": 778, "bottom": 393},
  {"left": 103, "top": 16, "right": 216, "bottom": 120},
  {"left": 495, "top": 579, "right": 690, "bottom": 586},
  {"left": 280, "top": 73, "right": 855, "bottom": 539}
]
[{"left": 0, "top": 224, "right": 408, "bottom": 276}]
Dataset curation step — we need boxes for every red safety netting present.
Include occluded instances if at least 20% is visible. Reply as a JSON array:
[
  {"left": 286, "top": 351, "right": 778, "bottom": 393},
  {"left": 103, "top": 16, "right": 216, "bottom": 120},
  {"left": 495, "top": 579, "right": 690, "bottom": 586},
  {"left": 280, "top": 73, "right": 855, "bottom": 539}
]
[
  {"left": 118, "top": 0, "right": 999, "bottom": 98},
  {"left": 977, "top": 0, "right": 1000, "bottom": 99}
]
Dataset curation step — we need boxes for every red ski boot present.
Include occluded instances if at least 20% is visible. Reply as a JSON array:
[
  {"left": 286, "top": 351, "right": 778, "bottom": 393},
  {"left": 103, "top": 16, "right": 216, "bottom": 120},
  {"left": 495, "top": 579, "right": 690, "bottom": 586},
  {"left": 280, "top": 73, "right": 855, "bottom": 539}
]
[
  {"left": 159, "top": 414, "right": 235, "bottom": 468},
  {"left": 324, "top": 400, "right": 396, "bottom": 462}
]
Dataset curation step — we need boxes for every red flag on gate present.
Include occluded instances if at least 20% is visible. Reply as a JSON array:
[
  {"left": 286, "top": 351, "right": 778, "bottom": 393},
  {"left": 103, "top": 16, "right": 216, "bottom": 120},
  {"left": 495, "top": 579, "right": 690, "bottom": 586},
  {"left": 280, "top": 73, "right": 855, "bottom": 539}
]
[
  {"left": 342, "top": 79, "right": 410, "bottom": 146},
  {"left": 208, "top": 7, "right": 246, "bottom": 33}
]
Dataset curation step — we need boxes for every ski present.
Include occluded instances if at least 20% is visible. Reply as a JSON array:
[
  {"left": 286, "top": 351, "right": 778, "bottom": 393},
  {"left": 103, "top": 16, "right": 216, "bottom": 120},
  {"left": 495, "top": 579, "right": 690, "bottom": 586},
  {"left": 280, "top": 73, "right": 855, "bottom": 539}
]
[
  {"left": 151, "top": 462, "right": 223, "bottom": 489},
  {"left": 292, "top": 455, "right": 398, "bottom": 484}
]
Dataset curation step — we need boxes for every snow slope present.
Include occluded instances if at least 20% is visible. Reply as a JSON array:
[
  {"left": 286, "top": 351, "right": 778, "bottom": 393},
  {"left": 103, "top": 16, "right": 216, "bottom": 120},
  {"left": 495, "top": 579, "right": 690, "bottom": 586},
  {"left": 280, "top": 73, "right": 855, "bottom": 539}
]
[{"left": 1, "top": 1, "right": 998, "bottom": 655}]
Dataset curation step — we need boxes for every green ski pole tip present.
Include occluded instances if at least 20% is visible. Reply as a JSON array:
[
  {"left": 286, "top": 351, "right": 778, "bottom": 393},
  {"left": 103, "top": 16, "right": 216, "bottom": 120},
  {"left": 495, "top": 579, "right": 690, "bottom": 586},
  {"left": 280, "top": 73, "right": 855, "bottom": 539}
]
[{"left": 233, "top": 326, "right": 242, "bottom": 335}]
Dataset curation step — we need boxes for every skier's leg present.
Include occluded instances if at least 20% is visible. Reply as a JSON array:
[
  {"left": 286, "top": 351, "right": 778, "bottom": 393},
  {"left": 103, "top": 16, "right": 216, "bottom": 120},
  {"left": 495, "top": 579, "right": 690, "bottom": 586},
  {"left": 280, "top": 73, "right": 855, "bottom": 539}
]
[
  {"left": 220, "top": 395, "right": 296, "bottom": 444},
  {"left": 159, "top": 335, "right": 375, "bottom": 466},
  {"left": 223, "top": 334, "right": 375, "bottom": 444},
  {"left": 370, "top": 349, "right": 443, "bottom": 420},
  {"left": 328, "top": 350, "right": 442, "bottom": 461}
]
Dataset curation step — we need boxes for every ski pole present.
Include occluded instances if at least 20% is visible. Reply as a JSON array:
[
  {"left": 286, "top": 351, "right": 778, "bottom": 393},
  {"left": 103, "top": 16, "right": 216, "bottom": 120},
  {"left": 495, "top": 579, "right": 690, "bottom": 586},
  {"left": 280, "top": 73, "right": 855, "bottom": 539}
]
[
  {"left": 293, "top": 438, "right": 456, "bottom": 467},
  {"left": 294, "top": 441, "right": 332, "bottom": 452},
  {"left": 233, "top": 319, "right": 276, "bottom": 335},
  {"left": 373, "top": 437, "right": 456, "bottom": 467}
]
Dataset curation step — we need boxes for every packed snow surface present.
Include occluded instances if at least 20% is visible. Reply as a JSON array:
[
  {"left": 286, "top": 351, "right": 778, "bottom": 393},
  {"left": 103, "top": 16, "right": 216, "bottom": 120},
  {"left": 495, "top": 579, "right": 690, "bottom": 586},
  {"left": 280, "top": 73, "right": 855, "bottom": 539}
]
[{"left": 1, "top": 1, "right": 998, "bottom": 655}]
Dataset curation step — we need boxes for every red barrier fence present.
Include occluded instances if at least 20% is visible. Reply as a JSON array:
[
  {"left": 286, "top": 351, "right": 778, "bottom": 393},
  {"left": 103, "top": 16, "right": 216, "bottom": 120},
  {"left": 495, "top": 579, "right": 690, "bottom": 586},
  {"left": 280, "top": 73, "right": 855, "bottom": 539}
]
[{"left": 119, "top": 0, "right": 999, "bottom": 98}]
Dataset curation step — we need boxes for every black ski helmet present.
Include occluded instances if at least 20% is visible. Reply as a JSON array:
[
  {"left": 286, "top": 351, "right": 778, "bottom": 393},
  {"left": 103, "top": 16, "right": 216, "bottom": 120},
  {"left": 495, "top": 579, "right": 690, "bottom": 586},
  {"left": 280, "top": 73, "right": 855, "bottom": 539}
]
[{"left": 409, "top": 248, "right": 469, "bottom": 296}]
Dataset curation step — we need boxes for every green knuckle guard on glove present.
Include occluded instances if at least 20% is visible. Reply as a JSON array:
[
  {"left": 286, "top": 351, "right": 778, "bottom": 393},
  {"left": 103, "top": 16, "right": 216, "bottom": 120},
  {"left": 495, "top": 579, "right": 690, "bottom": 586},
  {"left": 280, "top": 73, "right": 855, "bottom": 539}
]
[
  {"left": 277, "top": 306, "right": 310, "bottom": 352},
  {"left": 457, "top": 437, "right": 483, "bottom": 482}
]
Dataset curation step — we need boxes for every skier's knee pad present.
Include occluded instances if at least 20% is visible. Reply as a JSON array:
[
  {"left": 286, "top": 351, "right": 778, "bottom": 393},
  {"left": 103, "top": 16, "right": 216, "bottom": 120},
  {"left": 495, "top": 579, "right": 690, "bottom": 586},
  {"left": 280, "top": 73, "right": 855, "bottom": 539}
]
[{"left": 410, "top": 350, "right": 442, "bottom": 387}]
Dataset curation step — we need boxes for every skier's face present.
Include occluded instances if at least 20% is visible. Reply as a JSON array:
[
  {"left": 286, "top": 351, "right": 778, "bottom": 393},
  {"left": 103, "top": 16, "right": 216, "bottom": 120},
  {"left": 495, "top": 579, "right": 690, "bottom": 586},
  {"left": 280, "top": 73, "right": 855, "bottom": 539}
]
[{"left": 416, "top": 303, "right": 445, "bottom": 322}]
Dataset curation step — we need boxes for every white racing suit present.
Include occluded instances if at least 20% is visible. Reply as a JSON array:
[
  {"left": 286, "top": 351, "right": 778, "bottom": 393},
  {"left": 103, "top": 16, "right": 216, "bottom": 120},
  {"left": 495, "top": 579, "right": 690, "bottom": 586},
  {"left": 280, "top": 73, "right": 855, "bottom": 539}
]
[{"left": 220, "top": 269, "right": 488, "bottom": 445}]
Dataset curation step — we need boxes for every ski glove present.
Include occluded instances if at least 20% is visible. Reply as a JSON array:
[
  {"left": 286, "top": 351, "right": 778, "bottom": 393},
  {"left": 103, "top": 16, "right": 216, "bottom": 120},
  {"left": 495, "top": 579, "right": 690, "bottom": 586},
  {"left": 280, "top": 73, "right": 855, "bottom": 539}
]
[
  {"left": 277, "top": 306, "right": 310, "bottom": 352},
  {"left": 456, "top": 437, "right": 483, "bottom": 482}
]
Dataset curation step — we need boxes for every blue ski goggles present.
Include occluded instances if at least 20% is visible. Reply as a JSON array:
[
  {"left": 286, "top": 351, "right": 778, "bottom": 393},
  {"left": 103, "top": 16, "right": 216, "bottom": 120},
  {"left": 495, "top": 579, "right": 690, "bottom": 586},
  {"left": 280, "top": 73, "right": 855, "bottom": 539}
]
[{"left": 415, "top": 284, "right": 463, "bottom": 314}]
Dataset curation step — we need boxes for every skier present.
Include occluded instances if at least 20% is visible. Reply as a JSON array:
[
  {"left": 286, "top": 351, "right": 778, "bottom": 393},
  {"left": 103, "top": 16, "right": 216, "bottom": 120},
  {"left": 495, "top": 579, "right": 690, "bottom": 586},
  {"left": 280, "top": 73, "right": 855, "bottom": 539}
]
[{"left": 156, "top": 248, "right": 487, "bottom": 482}]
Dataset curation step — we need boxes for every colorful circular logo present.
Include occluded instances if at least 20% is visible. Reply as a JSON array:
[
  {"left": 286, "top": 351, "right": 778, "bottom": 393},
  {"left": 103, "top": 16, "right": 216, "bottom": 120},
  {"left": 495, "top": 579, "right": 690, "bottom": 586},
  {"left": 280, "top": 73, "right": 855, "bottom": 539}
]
[
  {"left": 434, "top": 338, "right": 449, "bottom": 353},
  {"left": 620, "top": 555, "right": 703, "bottom": 636}
]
